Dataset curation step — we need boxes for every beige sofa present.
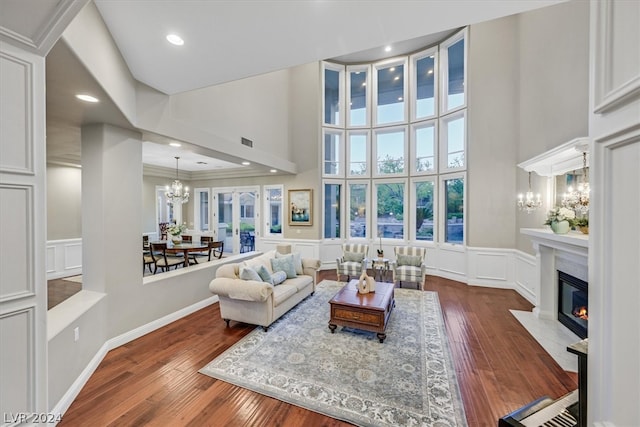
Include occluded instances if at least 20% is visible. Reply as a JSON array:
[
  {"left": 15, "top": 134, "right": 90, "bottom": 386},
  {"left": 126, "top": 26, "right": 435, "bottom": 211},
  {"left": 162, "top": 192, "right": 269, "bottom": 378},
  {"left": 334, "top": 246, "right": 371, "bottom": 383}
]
[{"left": 208, "top": 250, "right": 320, "bottom": 331}]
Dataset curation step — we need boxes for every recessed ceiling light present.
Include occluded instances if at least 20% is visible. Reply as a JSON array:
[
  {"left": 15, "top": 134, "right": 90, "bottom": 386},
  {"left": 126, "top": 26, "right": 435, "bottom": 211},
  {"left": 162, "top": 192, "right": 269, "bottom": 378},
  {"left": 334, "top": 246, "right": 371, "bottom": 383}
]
[
  {"left": 166, "top": 34, "right": 184, "bottom": 46},
  {"left": 75, "top": 94, "right": 99, "bottom": 103},
  {"left": 389, "top": 67, "right": 395, "bottom": 72},
  {"left": 270, "top": 169, "right": 277, "bottom": 173},
  {"left": 394, "top": 76, "right": 400, "bottom": 81},
  {"left": 242, "top": 161, "right": 250, "bottom": 166},
  {"left": 169, "top": 142, "right": 181, "bottom": 147},
  {"left": 196, "top": 161, "right": 208, "bottom": 165},
  {"left": 384, "top": 46, "right": 391, "bottom": 52}
]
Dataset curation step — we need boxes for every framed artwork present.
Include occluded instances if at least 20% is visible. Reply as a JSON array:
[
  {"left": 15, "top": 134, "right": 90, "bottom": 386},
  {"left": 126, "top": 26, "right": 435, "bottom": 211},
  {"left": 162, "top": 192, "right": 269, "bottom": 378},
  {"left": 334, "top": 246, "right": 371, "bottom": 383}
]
[{"left": 289, "top": 189, "right": 313, "bottom": 226}]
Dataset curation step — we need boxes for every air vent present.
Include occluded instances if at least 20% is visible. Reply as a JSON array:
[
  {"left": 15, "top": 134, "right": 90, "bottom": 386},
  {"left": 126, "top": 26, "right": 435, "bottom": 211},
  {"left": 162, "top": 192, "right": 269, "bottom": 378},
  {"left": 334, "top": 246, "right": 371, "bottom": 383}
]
[{"left": 241, "top": 137, "right": 253, "bottom": 148}]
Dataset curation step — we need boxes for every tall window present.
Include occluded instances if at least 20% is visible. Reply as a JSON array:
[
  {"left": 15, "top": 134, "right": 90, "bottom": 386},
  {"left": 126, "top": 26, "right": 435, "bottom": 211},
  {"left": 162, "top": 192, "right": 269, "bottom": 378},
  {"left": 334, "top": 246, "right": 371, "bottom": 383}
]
[
  {"left": 375, "top": 181, "right": 405, "bottom": 240},
  {"left": 195, "top": 188, "right": 210, "bottom": 231},
  {"left": 324, "top": 182, "right": 341, "bottom": 238},
  {"left": 443, "top": 176, "right": 464, "bottom": 243},
  {"left": 348, "top": 66, "right": 369, "bottom": 127},
  {"left": 264, "top": 185, "right": 283, "bottom": 236},
  {"left": 321, "top": 28, "right": 467, "bottom": 245},
  {"left": 348, "top": 182, "right": 368, "bottom": 238}
]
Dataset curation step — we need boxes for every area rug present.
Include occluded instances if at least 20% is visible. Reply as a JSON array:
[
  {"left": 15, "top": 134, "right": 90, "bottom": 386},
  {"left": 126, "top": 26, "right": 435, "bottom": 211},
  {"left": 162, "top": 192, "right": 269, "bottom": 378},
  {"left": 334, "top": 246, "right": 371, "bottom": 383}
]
[
  {"left": 199, "top": 280, "right": 467, "bottom": 426},
  {"left": 62, "top": 275, "right": 83, "bottom": 283}
]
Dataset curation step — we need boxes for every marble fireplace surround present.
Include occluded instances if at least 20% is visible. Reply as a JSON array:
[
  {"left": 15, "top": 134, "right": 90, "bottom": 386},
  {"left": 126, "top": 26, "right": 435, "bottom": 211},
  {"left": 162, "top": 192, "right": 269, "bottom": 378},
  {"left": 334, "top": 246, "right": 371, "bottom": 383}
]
[{"left": 521, "top": 228, "right": 588, "bottom": 321}]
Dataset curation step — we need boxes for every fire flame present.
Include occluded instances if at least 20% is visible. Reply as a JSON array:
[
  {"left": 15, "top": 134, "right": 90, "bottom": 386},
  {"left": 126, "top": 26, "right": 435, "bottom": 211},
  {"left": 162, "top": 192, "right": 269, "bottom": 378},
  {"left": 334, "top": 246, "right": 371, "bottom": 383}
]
[{"left": 573, "top": 306, "right": 588, "bottom": 320}]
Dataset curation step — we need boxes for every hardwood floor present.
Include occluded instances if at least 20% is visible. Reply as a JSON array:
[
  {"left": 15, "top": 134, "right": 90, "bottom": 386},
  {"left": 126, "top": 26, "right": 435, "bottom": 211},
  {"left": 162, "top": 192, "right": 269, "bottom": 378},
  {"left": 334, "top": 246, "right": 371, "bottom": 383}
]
[
  {"left": 59, "top": 271, "right": 577, "bottom": 426},
  {"left": 48, "top": 277, "right": 82, "bottom": 310}
]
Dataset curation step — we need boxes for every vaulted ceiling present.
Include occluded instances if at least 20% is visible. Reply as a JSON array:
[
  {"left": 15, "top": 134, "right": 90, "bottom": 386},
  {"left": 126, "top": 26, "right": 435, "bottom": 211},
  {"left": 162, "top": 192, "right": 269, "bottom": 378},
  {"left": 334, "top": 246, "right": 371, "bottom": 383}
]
[{"left": 1, "top": 0, "right": 564, "bottom": 172}]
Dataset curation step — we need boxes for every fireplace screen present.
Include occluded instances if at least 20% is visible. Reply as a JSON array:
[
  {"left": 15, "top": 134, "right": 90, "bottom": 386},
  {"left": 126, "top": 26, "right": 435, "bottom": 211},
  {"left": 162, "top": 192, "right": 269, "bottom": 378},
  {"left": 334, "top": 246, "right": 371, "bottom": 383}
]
[{"left": 558, "top": 271, "right": 588, "bottom": 339}]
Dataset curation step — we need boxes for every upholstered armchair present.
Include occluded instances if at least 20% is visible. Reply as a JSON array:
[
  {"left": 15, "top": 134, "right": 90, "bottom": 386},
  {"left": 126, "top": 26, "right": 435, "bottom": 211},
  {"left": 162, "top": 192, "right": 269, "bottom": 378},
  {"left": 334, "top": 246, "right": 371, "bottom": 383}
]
[
  {"left": 392, "top": 246, "right": 427, "bottom": 289},
  {"left": 336, "top": 243, "right": 369, "bottom": 281}
]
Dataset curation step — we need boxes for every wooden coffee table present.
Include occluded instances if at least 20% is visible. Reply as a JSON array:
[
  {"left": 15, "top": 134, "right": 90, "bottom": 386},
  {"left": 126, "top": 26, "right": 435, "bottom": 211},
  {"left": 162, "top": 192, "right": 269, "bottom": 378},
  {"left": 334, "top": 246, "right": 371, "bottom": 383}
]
[{"left": 328, "top": 279, "right": 395, "bottom": 343}]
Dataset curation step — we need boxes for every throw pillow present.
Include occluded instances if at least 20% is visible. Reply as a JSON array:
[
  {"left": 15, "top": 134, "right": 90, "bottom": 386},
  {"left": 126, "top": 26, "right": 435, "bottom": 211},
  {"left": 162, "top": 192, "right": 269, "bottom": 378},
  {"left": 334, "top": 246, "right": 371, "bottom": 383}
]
[
  {"left": 343, "top": 251, "right": 365, "bottom": 263},
  {"left": 397, "top": 253, "right": 422, "bottom": 267},
  {"left": 277, "top": 251, "right": 303, "bottom": 275},
  {"left": 270, "top": 255, "right": 297, "bottom": 279},
  {"left": 256, "top": 265, "right": 273, "bottom": 284},
  {"left": 239, "top": 266, "right": 262, "bottom": 282},
  {"left": 271, "top": 270, "right": 287, "bottom": 285}
]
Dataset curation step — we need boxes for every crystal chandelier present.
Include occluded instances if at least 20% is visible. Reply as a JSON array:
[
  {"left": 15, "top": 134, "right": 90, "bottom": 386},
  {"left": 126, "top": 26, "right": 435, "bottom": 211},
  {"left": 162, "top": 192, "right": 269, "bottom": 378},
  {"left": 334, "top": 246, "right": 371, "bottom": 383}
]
[
  {"left": 165, "top": 157, "right": 189, "bottom": 205},
  {"left": 517, "top": 171, "right": 542, "bottom": 213},
  {"left": 562, "top": 152, "right": 589, "bottom": 214}
]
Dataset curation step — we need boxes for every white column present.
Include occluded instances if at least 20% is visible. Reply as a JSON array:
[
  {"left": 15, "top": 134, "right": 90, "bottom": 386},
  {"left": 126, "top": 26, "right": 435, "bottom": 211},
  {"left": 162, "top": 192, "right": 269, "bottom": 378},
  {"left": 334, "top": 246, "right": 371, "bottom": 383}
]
[{"left": 81, "top": 124, "right": 143, "bottom": 301}]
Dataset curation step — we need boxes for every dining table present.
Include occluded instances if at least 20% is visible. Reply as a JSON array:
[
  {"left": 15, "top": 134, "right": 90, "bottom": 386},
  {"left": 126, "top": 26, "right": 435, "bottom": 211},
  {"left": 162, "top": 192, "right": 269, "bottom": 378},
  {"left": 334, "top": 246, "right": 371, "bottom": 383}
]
[{"left": 162, "top": 241, "right": 210, "bottom": 268}]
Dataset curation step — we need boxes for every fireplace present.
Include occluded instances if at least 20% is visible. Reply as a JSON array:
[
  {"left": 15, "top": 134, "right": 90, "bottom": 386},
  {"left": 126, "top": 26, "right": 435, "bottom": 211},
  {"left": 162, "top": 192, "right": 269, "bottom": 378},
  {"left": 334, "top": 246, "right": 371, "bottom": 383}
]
[{"left": 557, "top": 271, "right": 588, "bottom": 339}]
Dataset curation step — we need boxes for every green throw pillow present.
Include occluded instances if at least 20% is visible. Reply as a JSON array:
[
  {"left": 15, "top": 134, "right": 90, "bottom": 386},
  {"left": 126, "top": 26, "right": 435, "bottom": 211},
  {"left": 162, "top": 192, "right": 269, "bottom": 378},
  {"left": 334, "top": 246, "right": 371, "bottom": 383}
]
[
  {"left": 276, "top": 251, "right": 303, "bottom": 275},
  {"left": 270, "top": 255, "right": 297, "bottom": 279},
  {"left": 343, "top": 251, "right": 365, "bottom": 263},
  {"left": 256, "top": 265, "right": 273, "bottom": 284},
  {"left": 239, "top": 266, "right": 262, "bottom": 282},
  {"left": 397, "top": 254, "right": 422, "bottom": 267},
  {"left": 271, "top": 270, "right": 287, "bottom": 285}
]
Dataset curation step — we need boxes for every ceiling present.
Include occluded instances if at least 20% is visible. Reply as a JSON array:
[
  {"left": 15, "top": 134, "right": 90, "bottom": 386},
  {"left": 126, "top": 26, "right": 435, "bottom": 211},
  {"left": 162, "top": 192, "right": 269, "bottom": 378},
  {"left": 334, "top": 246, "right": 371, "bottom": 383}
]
[{"left": 37, "top": 0, "right": 564, "bottom": 174}]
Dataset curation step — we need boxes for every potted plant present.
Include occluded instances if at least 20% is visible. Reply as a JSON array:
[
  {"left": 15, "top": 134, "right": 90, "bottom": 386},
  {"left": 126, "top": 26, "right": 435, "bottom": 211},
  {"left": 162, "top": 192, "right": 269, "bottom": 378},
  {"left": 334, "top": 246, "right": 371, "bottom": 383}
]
[
  {"left": 544, "top": 207, "right": 576, "bottom": 234},
  {"left": 575, "top": 217, "right": 589, "bottom": 234}
]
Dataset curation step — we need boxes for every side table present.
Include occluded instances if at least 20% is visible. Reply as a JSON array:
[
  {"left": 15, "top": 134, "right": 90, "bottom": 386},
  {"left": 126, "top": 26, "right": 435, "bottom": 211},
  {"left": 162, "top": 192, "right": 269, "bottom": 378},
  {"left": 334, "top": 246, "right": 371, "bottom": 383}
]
[{"left": 372, "top": 257, "right": 390, "bottom": 282}]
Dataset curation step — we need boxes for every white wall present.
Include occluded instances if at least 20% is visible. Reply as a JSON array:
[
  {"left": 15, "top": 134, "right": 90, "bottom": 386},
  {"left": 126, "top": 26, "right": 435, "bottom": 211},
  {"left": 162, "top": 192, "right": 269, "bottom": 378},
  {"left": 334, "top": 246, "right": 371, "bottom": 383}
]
[
  {"left": 467, "top": 15, "right": 519, "bottom": 249},
  {"left": 588, "top": 0, "right": 640, "bottom": 424},
  {"left": 47, "top": 164, "right": 82, "bottom": 240}
]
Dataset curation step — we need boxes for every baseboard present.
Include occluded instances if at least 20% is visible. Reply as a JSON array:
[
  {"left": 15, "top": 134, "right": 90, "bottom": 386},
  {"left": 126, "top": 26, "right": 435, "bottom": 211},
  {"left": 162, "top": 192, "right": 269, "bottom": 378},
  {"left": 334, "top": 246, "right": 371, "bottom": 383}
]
[
  {"left": 50, "top": 295, "right": 219, "bottom": 421},
  {"left": 108, "top": 295, "right": 219, "bottom": 348},
  {"left": 50, "top": 341, "right": 110, "bottom": 420}
]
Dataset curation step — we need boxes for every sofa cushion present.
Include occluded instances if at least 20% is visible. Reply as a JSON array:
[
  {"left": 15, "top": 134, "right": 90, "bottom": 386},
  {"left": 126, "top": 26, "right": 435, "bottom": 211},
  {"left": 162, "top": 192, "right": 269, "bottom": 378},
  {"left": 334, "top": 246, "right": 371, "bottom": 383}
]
[
  {"left": 239, "top": 266, "right": 262, "bottom": 282},
  {"left": 271, "top": 270, "right": 287, "bottom": 285},
  {"left": 344, "top": 251, "right": 365, "bottom": 262},
  {"left": 285, "top": 275, "right": 313, "bottom": 292},
  {"left": 272, "top": 284, "right": 298, "bottom": 306},
  {"left": 271, "top": 255, "right": 297, "bottom": 279},
  {"left": 276, "top": 251, "right": 303, "bottom": 275},
  {"left": 397, "top": 253, "right": 422, "bottom": 267}
]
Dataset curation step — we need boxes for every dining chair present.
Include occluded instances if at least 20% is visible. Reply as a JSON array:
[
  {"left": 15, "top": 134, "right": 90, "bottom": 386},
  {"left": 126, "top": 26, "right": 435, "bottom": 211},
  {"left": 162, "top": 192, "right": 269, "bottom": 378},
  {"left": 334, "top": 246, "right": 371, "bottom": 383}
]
[
  {"left": 181, "top": 234, "right": 193, "bottom": 243},
  {"left": 200, "top": 235, "right": 213, "bottom": 243},
  {"left": 192, "top": 241, "right": 224, "bottom": 264},
  {"left": 150, "top": 242, "right": 183, "bottom": 273}
]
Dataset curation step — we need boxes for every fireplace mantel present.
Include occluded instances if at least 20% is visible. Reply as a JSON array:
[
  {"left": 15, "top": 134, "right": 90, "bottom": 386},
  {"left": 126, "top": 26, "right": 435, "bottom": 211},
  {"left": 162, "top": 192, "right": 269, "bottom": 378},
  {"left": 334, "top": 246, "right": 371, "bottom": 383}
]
[
  {"left": 521, "top": 228, "right": 588, "bottom": 257},
  {"left": 521, "top": 228, "right": 588, "bottom": 320}
]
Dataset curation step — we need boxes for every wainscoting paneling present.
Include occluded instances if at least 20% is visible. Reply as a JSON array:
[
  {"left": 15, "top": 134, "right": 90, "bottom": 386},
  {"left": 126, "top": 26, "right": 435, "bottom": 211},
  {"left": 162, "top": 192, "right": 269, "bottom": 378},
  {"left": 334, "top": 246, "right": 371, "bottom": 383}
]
[
  {"left": 0, "top": 307, "right": 35, "bottom": 416},
  {"left": 0, "top": 184, "right": 34, "bottom": 302},
  {"left": 46, "top": 239, "right": 83, "bottom": 280},
  {"left": 514, "top": 251, "right": 537, "bottom": 305},
  {"left": 0, "top": 52, "right": 33, "bottom": 175}
]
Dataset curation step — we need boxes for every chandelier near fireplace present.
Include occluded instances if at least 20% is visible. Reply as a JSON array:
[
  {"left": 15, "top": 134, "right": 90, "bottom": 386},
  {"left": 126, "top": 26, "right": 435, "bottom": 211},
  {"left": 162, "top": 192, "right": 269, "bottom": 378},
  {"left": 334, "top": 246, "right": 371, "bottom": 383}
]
[
  {"left": 562, "top": 152, "right": 589, "bottom": 215},
  {"left": 165, "top": 156, "right": 189, "bottom": 205},
  {"left": 517, "top": 171, "right": 542, "bottom": 213}
]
